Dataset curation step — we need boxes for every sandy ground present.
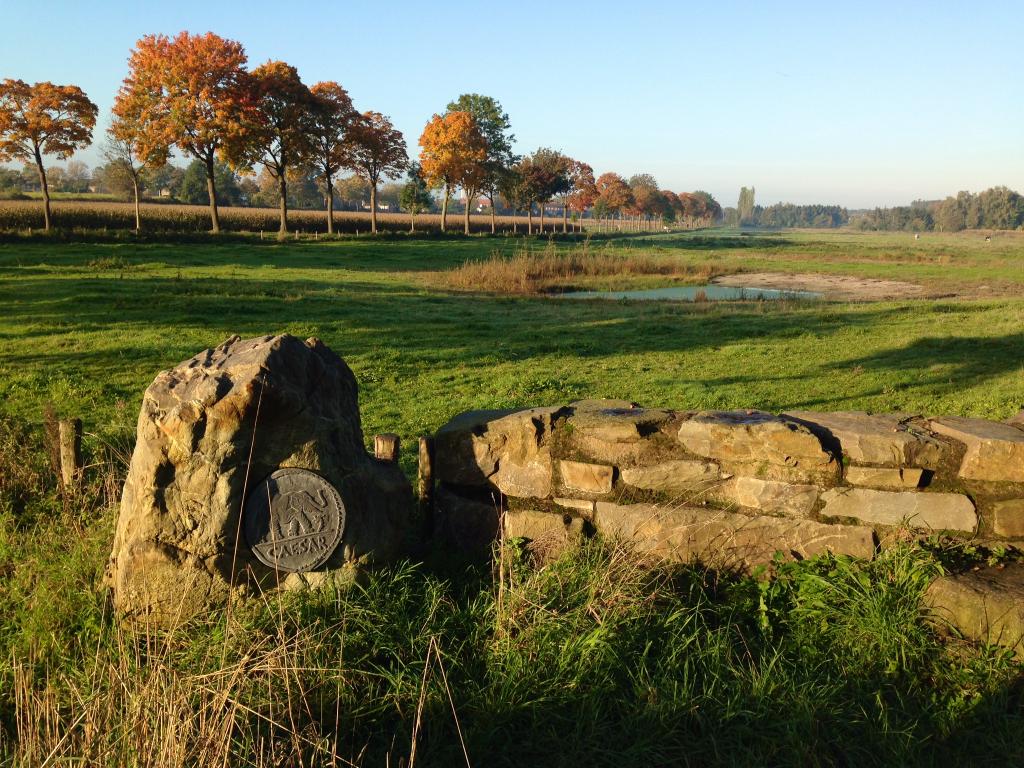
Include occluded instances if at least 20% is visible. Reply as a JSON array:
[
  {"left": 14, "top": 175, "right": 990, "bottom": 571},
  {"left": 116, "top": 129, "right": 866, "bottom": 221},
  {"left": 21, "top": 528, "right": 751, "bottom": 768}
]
[{"left": 712, "top": 272, "right": 929, "bottom": 301}]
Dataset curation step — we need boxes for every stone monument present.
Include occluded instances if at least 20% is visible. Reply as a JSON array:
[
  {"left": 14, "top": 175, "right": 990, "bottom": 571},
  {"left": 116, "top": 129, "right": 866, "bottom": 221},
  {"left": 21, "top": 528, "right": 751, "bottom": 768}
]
[{"left": 105, "top": 334, "right": 413, "bottom": 624}]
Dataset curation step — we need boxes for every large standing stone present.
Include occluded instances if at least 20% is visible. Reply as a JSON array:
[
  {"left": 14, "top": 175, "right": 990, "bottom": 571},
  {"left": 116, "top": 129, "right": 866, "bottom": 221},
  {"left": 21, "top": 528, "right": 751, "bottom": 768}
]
[
  {"left": 929, "top": 417, "right": 1024, "bottom": 483},
  {"left": 925, "top": 565, "right": 1024, "bottom": 656},
  {"left": 677, "top": 411, "right": 838, "bottom": 483},
  {"left": 106, "top": 335, "right": 413, "bottom": 623},
  {"left": 819, "top": 487, "right": 976, "bottom": 532},
  {"left": 785, "top": 410, "right": 945, "bottom": 467},
  {"left": 434, "top": 406, "right": 567, "bottom": 498},
  {"left": 594, "top": 502, "right": 874, "bottom": 572}
]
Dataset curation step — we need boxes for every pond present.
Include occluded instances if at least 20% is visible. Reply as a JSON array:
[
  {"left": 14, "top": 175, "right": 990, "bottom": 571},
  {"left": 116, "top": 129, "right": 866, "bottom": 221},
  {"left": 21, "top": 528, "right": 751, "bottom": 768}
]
[{"left": 556, "top": 285, "right": 822, "bottom": 302}]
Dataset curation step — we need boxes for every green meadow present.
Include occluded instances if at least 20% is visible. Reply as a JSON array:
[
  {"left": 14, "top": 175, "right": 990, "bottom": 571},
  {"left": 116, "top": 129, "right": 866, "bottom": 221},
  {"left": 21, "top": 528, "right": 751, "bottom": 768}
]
[{"left": 1, "top": 228, "right": 1023, "bottom": 765}]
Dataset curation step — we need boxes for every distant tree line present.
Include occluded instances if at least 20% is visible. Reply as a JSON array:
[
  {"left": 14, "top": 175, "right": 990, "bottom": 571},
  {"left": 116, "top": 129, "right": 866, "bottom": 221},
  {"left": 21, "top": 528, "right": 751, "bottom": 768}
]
[
  {"left": 852, "top": 187, "right": 1024, "bottom": 232},
  {"left": 751, "top": 203, "right": 848, "bottom": 228},
  {"left": 0, "top": 30, "right": 722, "bottom": 234},
  {"left": 722, "top": 187, "right": 847, "bottom": 228}
]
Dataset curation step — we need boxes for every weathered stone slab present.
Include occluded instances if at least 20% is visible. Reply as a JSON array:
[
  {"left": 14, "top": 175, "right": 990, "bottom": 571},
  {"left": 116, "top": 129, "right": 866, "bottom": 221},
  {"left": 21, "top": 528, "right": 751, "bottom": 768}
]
[
  {"left": 785, "top": 410, "right": 944, "bottom": 466},
  {"left": 925, "top": 565, "right": 1024, "bottom": 656},
  {"left": 567, "top": 406, "right": 673, "bottom": 463},
  {"left": 929, "top": 417, "right": 1024, "bottom": 483},
  {"left": 676, "top": 411, "right": 837, "bottom": 477},
  {"left": 1007, "top": 409, "right": 1024, "bottom": 428},
  {"left": 559, "top": 460, "right": 614, "bottom": 494},
  {"left": 711, "top": 477, "right": 819, "bottom": 518},
  {"left": 845, "top": 466, "right": 925, "bottom": 490},
  {"left": 106, "top": 335, "right": 413, "bottom": 623},
  {"left": 820, "top": 487, "right": 976, "bottom": 532},
  {"left": 619, "top": 460, "right": 721, "bottom": 493},
  {"left": 992, "top": 499, "right": 1024, "bottom": 538},
  {"left": 434, "top": 406, "right": 567, "bottom": 498},
  {"left": 594, "top": 502, "right": 874, "bottom": 572}
]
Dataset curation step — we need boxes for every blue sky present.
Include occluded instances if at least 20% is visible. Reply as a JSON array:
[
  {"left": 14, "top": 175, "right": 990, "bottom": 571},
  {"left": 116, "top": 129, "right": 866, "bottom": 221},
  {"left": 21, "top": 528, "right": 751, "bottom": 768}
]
[{"left": 1, "top": 0, "right": 1021, "bottom": 208}]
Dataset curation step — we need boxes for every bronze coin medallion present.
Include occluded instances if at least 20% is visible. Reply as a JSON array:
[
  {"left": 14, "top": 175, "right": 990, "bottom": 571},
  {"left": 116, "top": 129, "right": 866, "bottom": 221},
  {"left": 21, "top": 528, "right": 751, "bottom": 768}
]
[{"left": 244, "top": 468, "right": 346, "bottom": 572}]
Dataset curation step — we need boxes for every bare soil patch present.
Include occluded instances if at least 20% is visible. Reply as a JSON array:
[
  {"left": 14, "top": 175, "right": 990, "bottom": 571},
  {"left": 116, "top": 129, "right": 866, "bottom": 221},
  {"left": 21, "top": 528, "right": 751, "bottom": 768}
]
[{"left": 713, "top": 272, "right": 930, "bottom": 301}]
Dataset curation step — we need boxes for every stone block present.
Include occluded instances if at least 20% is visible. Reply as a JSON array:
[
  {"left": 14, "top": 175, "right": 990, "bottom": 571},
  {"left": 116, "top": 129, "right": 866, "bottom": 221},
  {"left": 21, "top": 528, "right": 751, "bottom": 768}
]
[
  {"left": 594, "top": 502, "right": 874, "bottom": 572},
  {"left": 554, "top": 497, "right": 596, "bottom": 514},
  {"left": 676, "top": 411, "right": 837, "bottom": 480},
  {"left": 845, "top": 466, "right": 925, "bottom": 490},
  {"left": 820, "top": 487, "right": 976, "bottom": 532},
  {"left": 434, "top": 486, "right": 501, "bottom": 554},
  {"left": 559, "top": 459, "right": 614, "bottom": 494},
  {"left": 992, "top": 499, "right": 1024, "bottom": 538},
  {"left": 925, "top": 565, "right": 1024, "bottom": 656},
  {"left": 785, "top": 410, "right": 944, "bottom": 466},
  {"left": 434, "top": 406, "right": 567, "bottom": 498},
  {"left": 504, "top": 509, "right": 572, "bottom": 540},
  {"left": 619, "top": 459, "right": 721, "bottom": 493},
  {"left": 929, "top": 416, "right": 1024, "bottom": 483},
  {"left": 712, "top": 477, "right": 819, "bottom": 518},
  {"left": 567, "top": 406, "right": 673, "bottom": 463}
]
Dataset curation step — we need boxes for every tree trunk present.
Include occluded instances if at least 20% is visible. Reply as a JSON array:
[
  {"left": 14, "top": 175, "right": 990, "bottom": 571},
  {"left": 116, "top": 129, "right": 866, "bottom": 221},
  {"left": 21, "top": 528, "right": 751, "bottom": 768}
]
[
  {"left": 278, "top": 173, "right": 289, "bottom": 236},
  {"left": 205, "top": 155, "right": 221, "bottom": 234},
  {"left": 34, "top": 148, "right": 51, "bottom": 231},
  {"left": 527, "top": 205, "right": 533, "bottom": 235},
  {"left": 440, "top": 184, "right": 449, "bottom": 232},
  {"left": 540, "top": 204, "right": 545, "bottom": 233},
  {"left": 325, "top": 171, "right": 335, "bottom": 235},
  {"left": 563, "top": 203, "right": 568, "bottom": 234},
  {"left": 464, "top": 190, "right": 472, "bottom": 235},
  {"left": 488, "top": 191, "right": 496, "bottom": 234},
  {"left": 132, "top": 176, "right": 141, "bottom": 232},
  {"left": 410, "top": 211, "right": 415, "bottom": 233},
  {"left": 370, "top": 180, "right": 378, "bottom": 234}
]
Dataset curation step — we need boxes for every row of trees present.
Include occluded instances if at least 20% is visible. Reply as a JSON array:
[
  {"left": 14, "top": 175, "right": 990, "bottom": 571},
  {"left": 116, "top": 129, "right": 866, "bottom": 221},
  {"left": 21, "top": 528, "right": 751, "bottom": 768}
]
[
  {"left": 1, "top": 30, "right": 723, "bottom": 235},
  {"left": 852, "top": 187, "right": 1024, "bottom": 232}
]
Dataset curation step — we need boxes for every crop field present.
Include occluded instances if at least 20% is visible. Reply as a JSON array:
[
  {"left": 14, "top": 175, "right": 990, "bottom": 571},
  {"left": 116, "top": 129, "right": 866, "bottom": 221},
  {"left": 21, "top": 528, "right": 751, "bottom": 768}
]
[
  {"left": 0, "top": 198, "right": 578, "bottom": 234},
  {"left": 1, "top": 228, "right": 1023, "bottom": 765}
]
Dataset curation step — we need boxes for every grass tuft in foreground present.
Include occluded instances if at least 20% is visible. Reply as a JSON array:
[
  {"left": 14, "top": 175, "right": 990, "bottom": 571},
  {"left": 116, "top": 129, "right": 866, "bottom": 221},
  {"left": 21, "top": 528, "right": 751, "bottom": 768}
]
[{"left": 2, "top": 445, "right": 1023, "bottom": 767}]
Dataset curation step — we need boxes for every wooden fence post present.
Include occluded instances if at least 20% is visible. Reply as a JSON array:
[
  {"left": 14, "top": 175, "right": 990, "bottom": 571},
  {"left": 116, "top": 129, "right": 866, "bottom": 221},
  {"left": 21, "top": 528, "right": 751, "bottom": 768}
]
[
  {"left": 374, "top": 433, "right": 400, "bottom": 463},
  {"left": 58, "top": 418, "right": 82, "bottom": 489},
  {"left": 418, "top": 436, "right": 435, "bottom": 530}
]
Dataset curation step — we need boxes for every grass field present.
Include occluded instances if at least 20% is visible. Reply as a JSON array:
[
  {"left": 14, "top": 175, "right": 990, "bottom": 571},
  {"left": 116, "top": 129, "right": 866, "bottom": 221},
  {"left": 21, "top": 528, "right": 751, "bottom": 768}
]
[{"left": 1, "top": 228, "right": 1023, "bottom": 765}]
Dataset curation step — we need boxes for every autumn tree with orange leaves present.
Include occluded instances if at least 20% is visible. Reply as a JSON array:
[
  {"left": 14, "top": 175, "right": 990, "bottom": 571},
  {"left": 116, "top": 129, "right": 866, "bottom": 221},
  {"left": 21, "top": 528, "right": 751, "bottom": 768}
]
[
  {"left": 243, "top": 61, "right": 315, "bottom": 235},
  {"left": 0, "top": 79, "right": 97, "bottom": 230},
  {"left": 117, "top": 32, "right": 252, "bottom": 233},
  {"left": 345, "top": 111, "right": 408, "bottom": 234},
  {"left": 418, "top": 111, "right": 486, "bottom": 233},
  {"left": 594, "top": 172, "right": 634, "bottom": 226},
  {"left": 561, "top": 159, "right": 596, "bottom": 233},
  {"left": 307, "top": 81, "right": 356, "bottom": 234}
]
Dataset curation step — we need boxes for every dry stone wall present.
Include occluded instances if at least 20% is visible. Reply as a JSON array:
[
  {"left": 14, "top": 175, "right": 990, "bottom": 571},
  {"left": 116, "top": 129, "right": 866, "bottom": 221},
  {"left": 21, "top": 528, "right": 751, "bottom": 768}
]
[{"left": 433, "top": 400, "right": 1024, "bottom": 572}]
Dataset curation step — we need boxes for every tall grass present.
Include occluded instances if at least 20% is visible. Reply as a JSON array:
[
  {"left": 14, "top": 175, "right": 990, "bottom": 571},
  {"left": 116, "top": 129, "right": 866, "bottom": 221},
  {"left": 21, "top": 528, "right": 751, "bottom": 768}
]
[
  {"left": 442, "top": 237, "right": 725, "bottom": 294},
  {"left": 2, "top": 414, "right": 1023, "bottom": 767}
]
